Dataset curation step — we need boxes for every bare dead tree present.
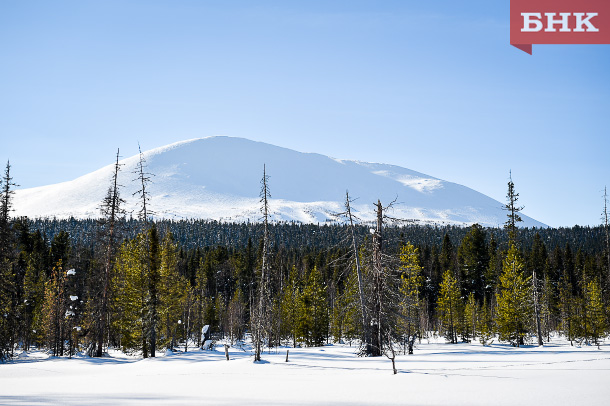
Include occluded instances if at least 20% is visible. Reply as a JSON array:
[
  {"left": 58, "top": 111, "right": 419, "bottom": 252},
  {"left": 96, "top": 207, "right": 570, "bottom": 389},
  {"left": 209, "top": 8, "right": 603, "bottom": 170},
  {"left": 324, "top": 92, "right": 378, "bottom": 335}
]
[
  {"left": 133, "top": 143, "right": 154, "bottom": 224},
  {"left": 370, "top": 200, "right": 384, "bottom": 357},
  {"left": 95, "top": 149, "right": 125, "bottom": 357},
  {"left": 532, "top": 268, "right": 543, "bottom": 346},
  {"left": 343, "top": 191, "right": 372, "bottom": 355},
  {"left": 253, "top": 164, "right": 271, "bottom": 362},
  {"left": 368, "top": 199, "right": 402, "bottom": 357}
]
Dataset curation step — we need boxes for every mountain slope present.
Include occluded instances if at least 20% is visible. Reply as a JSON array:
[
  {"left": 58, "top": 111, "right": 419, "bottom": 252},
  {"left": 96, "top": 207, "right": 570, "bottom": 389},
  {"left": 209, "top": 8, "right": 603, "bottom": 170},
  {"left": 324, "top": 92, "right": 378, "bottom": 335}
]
[{"left": 13, "top": 137, "right": 546, "bottom": 227}]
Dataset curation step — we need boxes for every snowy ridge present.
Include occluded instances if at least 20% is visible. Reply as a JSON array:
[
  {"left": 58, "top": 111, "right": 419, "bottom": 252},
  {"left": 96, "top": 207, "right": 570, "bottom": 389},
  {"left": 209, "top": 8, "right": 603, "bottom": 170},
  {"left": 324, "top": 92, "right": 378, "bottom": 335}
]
[{"left": 13, "top": 136, "right": 546, "bottom": 227}]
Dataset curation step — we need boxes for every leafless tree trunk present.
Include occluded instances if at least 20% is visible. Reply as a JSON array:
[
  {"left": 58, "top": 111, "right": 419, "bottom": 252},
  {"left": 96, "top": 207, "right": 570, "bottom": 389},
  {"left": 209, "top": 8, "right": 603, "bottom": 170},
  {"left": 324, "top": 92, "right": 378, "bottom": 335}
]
[
  {"left": 133, "top": 143, "right": 153, "bottom": 223},
  {"left": 253, "top": 165, "right": 271, "bottom": 362},
  {"left": 370, "top": 200, "right": 383, "bottom": 357},
  {"left": 96, "top": 149, "right": 123, "bottom": 357},
  {"left": 344, "top": 191, "right": 372, "bottom": 355},
  {"left": 532, "top": 269, "right": 543, "bottom": 346}
]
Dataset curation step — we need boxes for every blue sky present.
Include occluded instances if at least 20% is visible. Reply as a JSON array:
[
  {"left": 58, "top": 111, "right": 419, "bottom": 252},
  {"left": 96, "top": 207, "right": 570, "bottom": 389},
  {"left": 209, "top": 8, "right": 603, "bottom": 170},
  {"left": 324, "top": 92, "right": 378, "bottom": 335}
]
[{"left": 1, "top": 0, "right": 608, "bottom": 227}]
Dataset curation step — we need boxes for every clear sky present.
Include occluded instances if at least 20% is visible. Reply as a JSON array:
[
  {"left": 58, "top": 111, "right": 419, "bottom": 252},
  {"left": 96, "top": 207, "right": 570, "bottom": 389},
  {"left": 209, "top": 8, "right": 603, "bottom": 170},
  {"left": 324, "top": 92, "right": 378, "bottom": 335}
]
[{"left": 1, "top": 0, "right": 608, "bottom": 227}]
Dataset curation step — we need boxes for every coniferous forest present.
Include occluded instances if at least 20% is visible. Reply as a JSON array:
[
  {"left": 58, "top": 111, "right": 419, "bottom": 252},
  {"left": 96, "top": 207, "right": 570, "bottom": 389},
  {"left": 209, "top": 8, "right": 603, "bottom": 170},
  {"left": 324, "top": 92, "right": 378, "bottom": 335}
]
[{"left": 1, "top": 160, "right": 609, "bottom": 361}]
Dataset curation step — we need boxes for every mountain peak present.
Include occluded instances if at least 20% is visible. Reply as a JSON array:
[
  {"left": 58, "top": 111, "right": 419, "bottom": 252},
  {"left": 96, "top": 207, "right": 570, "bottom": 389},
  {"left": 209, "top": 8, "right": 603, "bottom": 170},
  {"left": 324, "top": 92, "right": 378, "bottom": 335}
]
[{"left": 13, "top": 137, "right": 546, "bottom": 227}]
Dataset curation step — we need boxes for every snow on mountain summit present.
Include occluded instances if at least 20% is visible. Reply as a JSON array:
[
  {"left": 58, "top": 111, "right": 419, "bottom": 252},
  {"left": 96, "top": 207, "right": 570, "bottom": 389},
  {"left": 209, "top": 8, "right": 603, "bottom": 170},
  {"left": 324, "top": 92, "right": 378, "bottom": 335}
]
[{"left": 13, "top": 136, "right": 546, "bottom": 227}]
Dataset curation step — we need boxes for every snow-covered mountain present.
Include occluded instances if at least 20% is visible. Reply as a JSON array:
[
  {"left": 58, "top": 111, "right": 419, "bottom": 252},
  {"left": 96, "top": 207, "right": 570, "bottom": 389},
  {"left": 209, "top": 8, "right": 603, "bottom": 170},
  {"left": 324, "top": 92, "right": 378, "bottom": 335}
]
[{"left": 13, "top": 137, "right": 546, "bottom": 227}]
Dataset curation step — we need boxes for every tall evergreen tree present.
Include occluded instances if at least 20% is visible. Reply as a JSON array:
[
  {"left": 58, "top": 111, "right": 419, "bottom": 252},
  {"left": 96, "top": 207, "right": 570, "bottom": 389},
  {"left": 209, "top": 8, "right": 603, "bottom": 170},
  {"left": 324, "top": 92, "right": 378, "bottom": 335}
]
[
  {"left": 397, "top": 242, "right": 423, "bottom": 354},
  {"left": 437, "top": 270, "right": 461, "bottom": 343},
  {"left": 463, "top": 292, "right": 478, "bottom": 342},
  {"left": 158, "top": 233, "right": 186, "bottom": 351},
  {"left": 144, "top": 225, "right": 161, "bottom": 357},
  {"left": 280, "top": 266, "right": 301, "bottom": 347},
  {"left": 583, "top": 280, "right": 606, "bottom": 346},
  {"left": 496, "top": 245, "right": 532, "bottom": 346},
  {"left": 296, "top": 267, "right": 328, "bottom": 347},
  {"left": 0, "top": 161, "right": 17, "bottom": 359},
  {"left": 504, "top": 171, "right": 524, "bottom": 245},
  {"left": 42, "top": 260, "right": 68, "bottom": 356},
  {"left": 457, "top": 224, "right": 488, "bottom": 301}
]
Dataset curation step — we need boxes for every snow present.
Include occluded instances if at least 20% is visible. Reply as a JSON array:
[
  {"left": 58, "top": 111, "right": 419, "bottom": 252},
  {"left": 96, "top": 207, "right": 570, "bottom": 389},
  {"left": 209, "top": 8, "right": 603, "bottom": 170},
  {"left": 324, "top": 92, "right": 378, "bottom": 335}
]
[
  {"left": 1, "top": 337, "right": 608, "bottom": 405},
  {"left": 13, "top": 136, "right": 546, "bottom": 228}
]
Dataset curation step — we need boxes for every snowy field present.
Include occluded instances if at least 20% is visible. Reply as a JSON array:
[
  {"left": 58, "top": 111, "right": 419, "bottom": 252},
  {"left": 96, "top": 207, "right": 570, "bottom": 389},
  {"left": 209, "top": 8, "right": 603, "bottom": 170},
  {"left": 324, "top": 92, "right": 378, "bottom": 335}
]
[{"left": 2, "top": 337, "right": 610, "bottom": 405}]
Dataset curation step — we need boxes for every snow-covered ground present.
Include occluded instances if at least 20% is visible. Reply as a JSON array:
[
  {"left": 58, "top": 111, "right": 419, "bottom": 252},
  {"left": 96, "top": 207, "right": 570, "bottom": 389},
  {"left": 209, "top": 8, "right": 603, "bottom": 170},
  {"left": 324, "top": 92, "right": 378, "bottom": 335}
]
[{"left": 2, "top": 337, "right": 609, "bottom": 405}]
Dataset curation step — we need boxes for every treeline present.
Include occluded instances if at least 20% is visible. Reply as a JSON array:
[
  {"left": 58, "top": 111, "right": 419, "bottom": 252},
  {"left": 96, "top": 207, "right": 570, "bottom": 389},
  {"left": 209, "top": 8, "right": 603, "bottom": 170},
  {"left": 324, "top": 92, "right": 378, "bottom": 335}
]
[
  {"left": 1, "top": 158, "right": 609, "bottom": 361},
  {"left": 1, "top": 216, "right": 608, "bottom": 360},
  {"left": 28, "top": 217, "right": 607, "bottom": 253}
]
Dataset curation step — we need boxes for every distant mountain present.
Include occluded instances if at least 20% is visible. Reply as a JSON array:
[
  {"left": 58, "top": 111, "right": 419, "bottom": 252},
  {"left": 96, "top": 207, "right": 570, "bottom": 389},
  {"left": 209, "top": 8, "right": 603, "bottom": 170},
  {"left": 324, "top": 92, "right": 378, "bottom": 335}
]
[{"left": 13, "top": 136, "right": 546, "bottom": 227}]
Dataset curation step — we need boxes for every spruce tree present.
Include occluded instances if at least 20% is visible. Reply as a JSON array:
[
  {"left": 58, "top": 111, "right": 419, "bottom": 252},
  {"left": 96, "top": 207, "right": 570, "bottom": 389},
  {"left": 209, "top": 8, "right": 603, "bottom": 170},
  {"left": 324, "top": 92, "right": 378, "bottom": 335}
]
[
  {"left": 297, "top": 267, "right": 328, "bottom": 347},
  {"left": 145, "top": 225, "right": 161, "bottom": 357},
  {"left": 504, "top": 171, "right": 524, "bottom": 244},
  {"left": 437, "top": 270, "right": 461, "bottom": 343},
  {"left": 42, "top": 260, "right": 67, "bottom": 356},
  {"left": 398, "top": 242, "right": 423, "bottom": 354},
  {"left": 159, "top": 233, "right": 186, "bottom": 350},
  {"left": 496, "top": 245, "right": 532, "bottom": 346},
  {"left": 477, "top": 297, "right": 494, "bottom": 346},
  {"left": 111, "top": 235, "right": 147, "bottom": 353},
  {"left": 584, "top": 280, "right": 606, "bottom": 346},
  {"left": 463, "top": 292, "right": 478, "bottom": 342},
  {"left": 457, "top": 224, "right": 488, "bottom": 301},
  {"left": 280, "top": 266, "right": 300, "bottom": 347}
]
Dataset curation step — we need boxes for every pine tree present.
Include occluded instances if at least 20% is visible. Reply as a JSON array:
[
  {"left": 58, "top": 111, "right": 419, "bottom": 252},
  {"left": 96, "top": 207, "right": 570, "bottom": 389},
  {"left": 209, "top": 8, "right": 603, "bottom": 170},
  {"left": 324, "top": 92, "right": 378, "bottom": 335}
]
[
  {"left": 280, "top": 266, "right": 300, "bottom": 347},
  {"left": 330, "top": 265, "right": 361, "bottom": 346},
  {"left": 584, "top": 280, "right": 606, "bottom": 346},
  {"left": 22, "top": 257, "right": 46, "bottom": 351},
  {"left": 398, "top": 242, "right": 423, "bottom": 354},
  {"left": 477, "top": 297, "right": 494, "bottom": 346},
  {"left": 297, "top": 267, "right": 329, "bottom": 347},
  {"left": 0, "top": 161, "right": 18, "bottom": 360},
  {"left": 457, "top": 224, "right": 488, "bottom": 301},
  {"left": 539, "top": 274, "right": 554, "bottom": 342},
  {"left": 111, "top": 236, "right": 147, "bottom": 353},
  {"left": 158, "top": 233, "right": 186, "bottom": 350},
  {"left": 144, "top": 225, "right": 160, "bottom": 357},
  {"left": 463, "top": 292, "right": 478, "bottom": 342},
  {"left": 439, "top": 234, "right": 454, "bottom": 275},
  {"left": 496, "top": 245, "right": 532, "bottom": 346},
  {"left": 437, "top": 270, "right": 461, "bottom": 343},
  {"left": 558, "top": 278, "right": 576, "bottom": 344},
  {"left": 529, "top": 233, "right": 547, "bottom": 346},
  {"left": 485, "top": 235, "right": 502, "bottom": 300},
  {"left": 42, "top": 261, "right": 67, "bottom": 356}
]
